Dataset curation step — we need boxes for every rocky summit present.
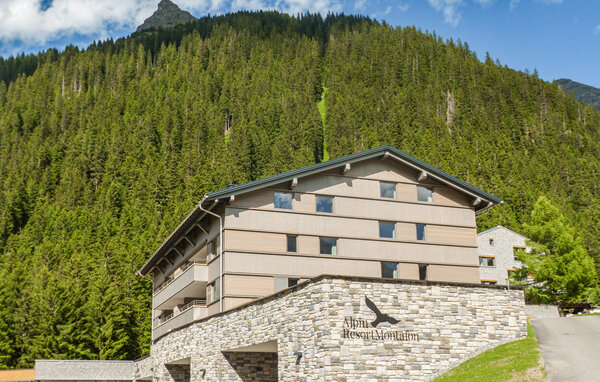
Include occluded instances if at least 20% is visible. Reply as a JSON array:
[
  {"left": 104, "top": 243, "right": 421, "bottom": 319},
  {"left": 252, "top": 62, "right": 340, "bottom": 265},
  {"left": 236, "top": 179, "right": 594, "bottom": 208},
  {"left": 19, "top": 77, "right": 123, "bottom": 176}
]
[{"left": 136, "top": 0, "right": 196, "bottom": 33}]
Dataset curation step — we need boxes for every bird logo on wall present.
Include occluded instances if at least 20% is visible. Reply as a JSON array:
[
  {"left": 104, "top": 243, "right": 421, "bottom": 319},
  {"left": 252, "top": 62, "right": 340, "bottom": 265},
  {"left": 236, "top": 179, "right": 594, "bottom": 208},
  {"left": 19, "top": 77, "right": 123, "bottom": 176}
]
[{"left": 365, "top": 296, "right": 399, "bottom": 327}]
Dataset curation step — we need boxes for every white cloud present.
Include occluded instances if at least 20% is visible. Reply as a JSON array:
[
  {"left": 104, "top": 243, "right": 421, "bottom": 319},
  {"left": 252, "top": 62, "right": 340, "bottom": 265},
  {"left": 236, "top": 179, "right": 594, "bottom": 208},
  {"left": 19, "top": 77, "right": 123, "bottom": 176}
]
[
  {"left": 397, "top": 3, "right": 409, "bottom": 12},
  {"left": 427, "top": 0, "right": 464, "bottom": 26},
  {"left": 510, "top": 0, "right": 564, "bottom": 10},
  {"left": 230, "top": 0, "right": 270, "bottom": 11},
  {"left": 0, "top": 0, "right": 342, "bottom": 57},
  {"left": 354, "top": 0, "right": 366, "bottom": 11},
  {"left": 0, "top": 0, "right": 157, "bottom": 48},
  {"left": 275, "top": 0, "right": 342, "bottom": 15},
  {"left": 595, "top": 25, "right": 600, "bottom": 35}
]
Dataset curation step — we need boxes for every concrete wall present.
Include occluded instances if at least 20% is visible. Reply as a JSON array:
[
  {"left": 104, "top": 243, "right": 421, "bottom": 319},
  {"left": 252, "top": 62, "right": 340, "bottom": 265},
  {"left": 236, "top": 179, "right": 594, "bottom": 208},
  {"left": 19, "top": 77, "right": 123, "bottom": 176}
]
[
  {"left": 524, "top": 304, "right": 560, "bottom": 318},
  {"left": 35, "top": 360, "right": 134, "bottom": 381},
  {"left": 145, "top": 276, "right": 527, "bottom": 382}
]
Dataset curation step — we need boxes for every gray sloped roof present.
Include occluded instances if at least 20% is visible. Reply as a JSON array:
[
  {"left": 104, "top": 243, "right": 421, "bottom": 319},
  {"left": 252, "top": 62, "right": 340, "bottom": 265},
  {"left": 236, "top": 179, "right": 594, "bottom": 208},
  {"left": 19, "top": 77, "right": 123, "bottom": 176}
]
[
  {"left": 139, "top": 145, "right": 501, "bottom": 275},
  {"left": 477, "top": 225, "right": 529, "bottom": 240}
]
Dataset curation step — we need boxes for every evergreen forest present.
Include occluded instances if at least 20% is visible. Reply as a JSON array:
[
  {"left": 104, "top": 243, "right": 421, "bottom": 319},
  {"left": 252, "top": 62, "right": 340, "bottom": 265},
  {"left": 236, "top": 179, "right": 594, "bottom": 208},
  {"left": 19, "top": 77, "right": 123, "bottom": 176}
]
[{"left": 1, "top": 11, "right": 599, "bottom": 367}]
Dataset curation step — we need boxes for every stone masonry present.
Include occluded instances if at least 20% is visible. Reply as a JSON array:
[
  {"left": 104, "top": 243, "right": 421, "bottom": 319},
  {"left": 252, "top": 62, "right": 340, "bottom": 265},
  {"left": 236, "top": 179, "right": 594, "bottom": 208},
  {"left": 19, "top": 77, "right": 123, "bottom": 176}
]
[{"left": 141, "top": 275, "right": 527, "bottom": 381}]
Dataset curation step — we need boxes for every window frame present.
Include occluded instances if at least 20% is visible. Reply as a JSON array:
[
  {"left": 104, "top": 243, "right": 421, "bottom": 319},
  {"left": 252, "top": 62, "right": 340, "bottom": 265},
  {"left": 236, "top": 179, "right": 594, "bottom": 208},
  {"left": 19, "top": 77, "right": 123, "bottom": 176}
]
[
  {"left": 417, "top": 185, "right": 434, "bottom": 203},
  {"left": 416, "top": 224, "right": 426, "bottom": 241},
  {"left": 379, "top": 221, "right": 396, "bottom": 239},
  {"left": 418, "top": 264, "right": 428, "bottom": 281},
  {"left": 380, "top": 181, "right": 397, "bottom": 199},
  {"left": 315, "top": 195, "right": 334, "bottom": 213},
  {"left": 479, "top": 256, "right": 495, "bottom": 267},
  {"left": 381, "top": 262, "right": 399, "bottom": 279},
  {"left": 286, "top": 234, "right": 298, "bottom": 253},
  {"left": 319, "top": 237, "right": 338, "bottom": 255},
  {"left": 274, "top": 192, "right": 293, "bottom": 210}
]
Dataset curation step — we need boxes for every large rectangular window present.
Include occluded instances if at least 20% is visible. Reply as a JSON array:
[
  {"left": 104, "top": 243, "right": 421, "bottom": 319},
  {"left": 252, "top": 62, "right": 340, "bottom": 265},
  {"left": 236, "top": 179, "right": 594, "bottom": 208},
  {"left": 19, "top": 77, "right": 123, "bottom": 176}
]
[
  {"left": 274, "top": 192, "right": 293, "bottom": 209},
  {"left": 213, "top": 278, "right": 221, "bottom": 301},
  {"left": 379, "top": 221, "right": 396, "bottom": 239},
  {"left": 316, "top": 195, "right": 334, "bottom": 213},
  {"left": 416, "top": 224, "right": 426, "bottom": 241},
  {"left": 381, "top": 262, "right": 398, "bottom": 279},
  {"left": 479, "top": 256, "right": 495, "bottom": 267},
  {"left": 320, "top": 237, "right": 338, "bottom": 255},
  {"left": 418, "top": 264, "right": 428, "bottom": 281},
  {"left": 287, "top": 235, "right": 297, "bottom": 252},
  {"left": 380, "top": 182, "right": 396, "bottom": 199},
  {"left": 417, "top": 186, "right": 433, "bottom": 203}
]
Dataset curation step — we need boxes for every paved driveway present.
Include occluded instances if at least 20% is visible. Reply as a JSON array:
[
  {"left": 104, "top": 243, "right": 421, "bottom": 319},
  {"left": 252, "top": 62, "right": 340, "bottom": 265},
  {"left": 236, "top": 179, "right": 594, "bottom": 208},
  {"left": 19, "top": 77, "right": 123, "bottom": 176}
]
[{"left": 531, "top": 315, "right": 600, "bottom": 382}]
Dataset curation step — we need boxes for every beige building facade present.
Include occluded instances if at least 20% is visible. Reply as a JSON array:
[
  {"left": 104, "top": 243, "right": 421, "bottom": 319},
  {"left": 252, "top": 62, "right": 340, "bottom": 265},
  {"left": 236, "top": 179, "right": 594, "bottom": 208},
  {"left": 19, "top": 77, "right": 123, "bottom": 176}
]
[{"left": 140, "top": 146, "right": 501, "bottom": 339}]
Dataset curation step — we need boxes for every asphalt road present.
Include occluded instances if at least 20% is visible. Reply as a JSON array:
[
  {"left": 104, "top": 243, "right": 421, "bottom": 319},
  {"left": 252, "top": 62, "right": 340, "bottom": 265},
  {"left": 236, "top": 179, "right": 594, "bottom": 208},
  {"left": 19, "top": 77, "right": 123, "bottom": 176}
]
[{"left": 531, "top": 315, "right": 600, "bottom": 382}]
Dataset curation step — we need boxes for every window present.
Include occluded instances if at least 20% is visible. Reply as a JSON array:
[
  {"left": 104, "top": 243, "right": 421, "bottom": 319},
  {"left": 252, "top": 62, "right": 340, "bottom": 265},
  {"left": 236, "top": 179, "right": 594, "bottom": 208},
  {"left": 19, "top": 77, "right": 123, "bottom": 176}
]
[
  {"left": 381, "top": 262, "right": 398, "bottom": 279},
  {"left": 489, "top": 238, "right": 494, "bottom": 246},
  {"left": 316, "top": 195, "right": 334, "bottom": 213},
  {"left": 417, "top": 186, "right": 433, "bottom": 203},
  {"left": 380, "top": 182, "right": 396, "bottom": 199},
  {"left": 320, "top": 237, "right": 338, "bottom": 255},
  {"left": 513, "top": 246, "right": 525, "bottom": 261},
  {"left": 287, "top": 235, "right": 297, "bottom": 253},
  {"left": 482, "top": 280, "right": 497, "bottom": 285},
  {"left": 275, "top": 277, "right": 299, "bottom": 292},
  {"left": 479, "top": 256, "right": 495, "bottom": 267},
  {"left": 274, "top": 192, "right": 293, "bottom": 209},
  {"left": 418, "top": 264, "right": 428, "bottom": 281},
  {"left": 379, "top": 221, "right": 396, "bottom": 239},
  {"left": 416, "top": 224, "right": 426, "bottom": 241},
  {"left": 211, "top": 278, "right": 221, "bottom": 302},
  {"left": 208, "top": 235, "right": 220, "bottom": 258}
]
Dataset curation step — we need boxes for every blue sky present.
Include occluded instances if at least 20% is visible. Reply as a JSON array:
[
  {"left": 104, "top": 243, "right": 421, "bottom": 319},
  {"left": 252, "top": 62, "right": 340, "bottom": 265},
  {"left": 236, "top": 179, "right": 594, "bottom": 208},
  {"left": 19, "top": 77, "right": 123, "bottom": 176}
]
[{"left": 0, "top": 0, "right": 598, "bottom": 87}]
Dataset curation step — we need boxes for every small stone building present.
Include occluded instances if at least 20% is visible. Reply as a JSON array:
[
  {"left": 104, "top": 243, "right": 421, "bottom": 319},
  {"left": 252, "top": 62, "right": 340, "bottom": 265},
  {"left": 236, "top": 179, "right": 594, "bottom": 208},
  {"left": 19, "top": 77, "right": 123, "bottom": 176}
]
[{"left": 477, "top": 226, "right": 530, "bottom": 286}]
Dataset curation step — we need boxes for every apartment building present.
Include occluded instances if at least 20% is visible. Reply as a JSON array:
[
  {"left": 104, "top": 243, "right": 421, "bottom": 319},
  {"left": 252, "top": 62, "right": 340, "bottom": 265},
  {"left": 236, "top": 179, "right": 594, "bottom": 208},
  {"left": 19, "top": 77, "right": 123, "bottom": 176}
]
[
  {"left": 477, "top": 225, "right": 530, "bottom": 285},
  {"left": 138, "top": 145, "right": 502, "bottom": 339},
  {"left": 16, "top": 146, "right": 527, "bottom": 381}
]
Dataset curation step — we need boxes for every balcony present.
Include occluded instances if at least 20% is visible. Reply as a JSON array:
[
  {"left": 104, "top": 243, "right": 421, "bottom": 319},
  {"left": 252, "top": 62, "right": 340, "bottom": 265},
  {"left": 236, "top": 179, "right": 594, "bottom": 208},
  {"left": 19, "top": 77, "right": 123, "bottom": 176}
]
[
  {"left": 153, "top": 300, "right": 208, "bottom": 339},
  {"left": 154, "top": 259, "right": 208, "bottom": 310}
]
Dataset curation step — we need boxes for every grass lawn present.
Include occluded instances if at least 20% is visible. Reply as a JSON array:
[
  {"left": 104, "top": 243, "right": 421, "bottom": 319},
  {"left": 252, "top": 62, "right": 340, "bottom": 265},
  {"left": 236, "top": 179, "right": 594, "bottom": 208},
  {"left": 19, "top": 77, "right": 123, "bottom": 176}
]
[
  {"left": 573, "top": 312, "right": 600, "bottom": 317},
  {"left": 434, "top": 321, "right": 545, "bottom": 382}
]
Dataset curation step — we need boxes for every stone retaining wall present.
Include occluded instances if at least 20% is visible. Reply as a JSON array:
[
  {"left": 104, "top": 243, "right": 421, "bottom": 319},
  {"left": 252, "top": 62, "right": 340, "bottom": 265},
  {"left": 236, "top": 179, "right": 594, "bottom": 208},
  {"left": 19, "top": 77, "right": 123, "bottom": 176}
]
[{"left": 143, "top": 276, "right": 527, "bottom": 381}]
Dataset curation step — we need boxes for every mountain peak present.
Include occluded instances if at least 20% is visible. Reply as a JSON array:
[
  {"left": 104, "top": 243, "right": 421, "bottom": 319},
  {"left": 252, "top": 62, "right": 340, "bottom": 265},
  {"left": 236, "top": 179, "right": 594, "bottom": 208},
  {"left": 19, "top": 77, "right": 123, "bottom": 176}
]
[{"left": 136, "top": 0, "right": 197, "bottom": 33}]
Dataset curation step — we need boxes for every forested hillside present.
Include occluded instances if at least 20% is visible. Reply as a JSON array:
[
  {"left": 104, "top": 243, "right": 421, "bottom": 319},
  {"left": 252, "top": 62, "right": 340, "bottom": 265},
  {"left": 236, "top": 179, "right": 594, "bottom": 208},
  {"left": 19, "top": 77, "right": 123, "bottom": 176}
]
[{"left": 1, "top": 11, "right": 599, "bottom": 367}]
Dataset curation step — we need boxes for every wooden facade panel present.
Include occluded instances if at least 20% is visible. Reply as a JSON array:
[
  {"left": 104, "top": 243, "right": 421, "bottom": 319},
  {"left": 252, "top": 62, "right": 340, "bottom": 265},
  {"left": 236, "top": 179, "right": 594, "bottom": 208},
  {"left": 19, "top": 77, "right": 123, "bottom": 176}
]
[
  {"left": 224, "top": 274, "right": 274, "bottom": 297},
  {"left": 398, "top": 263, "right": 419, "bottom": 280},
  {"left": 336, "top": 239, "right": 478, "bottom": 265},
  {"left": 223, "top": 297, "right": 256, "bottom": 311},
  {"left": 225, "top": 252, "right": 381, "bottom": 278},
  {"left": 434, "top": 187, "right": 472, "bottom": 208},
  {"left": 395, "top": 222, "right": 416, "bottom": 241},
  {"left": 207, "top": 261, "right": 221, "bottom": 282},
  {"left": 427, "top": 264, "right": 480, "bottom": 283},
  {"left": 229, "top": 189, "right": 276, "bottom": 209},
  {"left": 227, "top": 194, "right": 475, "bottom": 229},
  {"left": 298, "top": 235, "right": 319, "bottom": 254},
  {"left": 225, "top": 209, "right": 474, "bottom": 244},
  {"left": 294, "top": 193, "right": 316, "bottom": 213},
  {"left": 336, "top": 158, "right": 418, "bottom": 183},
  {"left": 225, "top": 230, "right": 286, "bottom": 252},
  {"left": 427, "top": 226, "right": 477, "bottom": 247}
]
